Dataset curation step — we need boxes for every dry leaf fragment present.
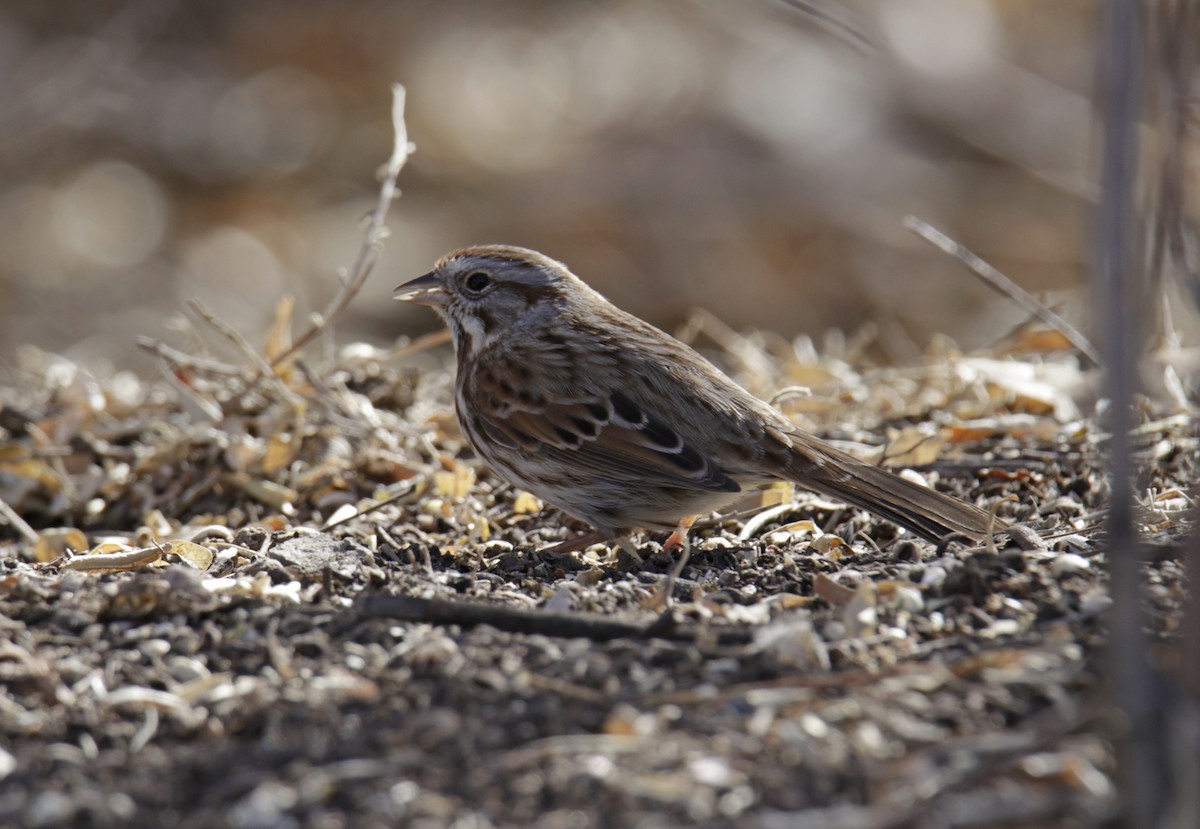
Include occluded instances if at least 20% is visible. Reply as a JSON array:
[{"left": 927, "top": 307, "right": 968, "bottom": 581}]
[
  {"left": 161, "top": 540, "right": 215, "bottom": 571},
  {"left": 224, "top": 473, "right": 298, "bottom": 513},
  {"left": 224, "top": 435, "right": 264, "bottom": 472},
  {"left": 958, "top": 357, "right": 1082, "bottom": 420},
  {"left": 261, "top": 432, "right": 302, "bottom": 475},
  {"left": 601, "top": 705, "right": 645, "bottom": 737},
  {"left": 202, "top": 571, "right": 302, "bottom": 603},
  {"left": 1010, "top": 327, "right": 1075, "bottom": 355},
  {"left": 876, "top": 580, "right": 925, "bottom": 612},
  {"left": 981, "top": 467, "right": 1039, "bottom": 483},
  {"left": 754, "top": 615, "right": 830, "bottom": 670},
  {"left": 945, "top": 424, "right": 998, "bottom": 444},
  {"left": 758, "top": 482, "right": 795, "bottom": 508},
  {"left": 0, "top": 457, "right": 63, "bottom": 493},
  {"left": 945, "top": 414, "right": 1063, "bottom": 443},
  {"left": 262, "top": 295, "right": 297, "bottom": 368},
  {"left": 433, "top": 464, "right": 476, "bottom": 499},
  {"left": 139, "top": 509, "right": 174, "bottom": 542},
  {"left": 34, "top": 527, "right": 88, "bottom": 563},
  {"left": 813, "top": 573, "right": 856, "bottom": 605},
  {"left": 511, "top": 491, "right": 543, "bottom": 515},
  {"left": 763, "top": 592, "right": 817, "bottom": 610},
  {"left": 474, "top": 515, "right": 491, "bottom": 542},
  {"left": 843, "top": 580, "right": 878, "bottom": 638},
  {"left": 812, "top": 535, "right": 848, "bottom": 560},
  {"left": 882, "top": 426, "right": 946, "bottom": 467},
  {"left": 323, "top": 503, "right": 360, "bottom": 528}
]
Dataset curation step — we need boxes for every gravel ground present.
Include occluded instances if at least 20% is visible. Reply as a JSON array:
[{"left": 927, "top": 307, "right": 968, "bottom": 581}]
[{"left": 0, "top": 329, "right": 1192, "bottom": 828}]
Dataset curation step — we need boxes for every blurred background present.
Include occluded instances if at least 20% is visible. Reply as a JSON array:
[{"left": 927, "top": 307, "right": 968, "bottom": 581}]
[{"left": 0, "top": 0, "right": 1096, "bottom": 372}]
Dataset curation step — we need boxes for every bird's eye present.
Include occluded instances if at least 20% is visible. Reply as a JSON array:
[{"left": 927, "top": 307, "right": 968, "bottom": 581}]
[{"left": 464, "top": 272, "right": 492, "bottom": 294}]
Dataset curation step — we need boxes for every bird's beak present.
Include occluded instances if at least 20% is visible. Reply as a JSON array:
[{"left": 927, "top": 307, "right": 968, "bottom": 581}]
[{"left": 393, "top": 271, "right": 447, "bottom": 306}]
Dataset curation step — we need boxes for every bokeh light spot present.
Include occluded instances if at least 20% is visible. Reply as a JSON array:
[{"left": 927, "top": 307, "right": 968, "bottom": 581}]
[{"left": 50, "top": 161, "right": 168, "bottom": 269}]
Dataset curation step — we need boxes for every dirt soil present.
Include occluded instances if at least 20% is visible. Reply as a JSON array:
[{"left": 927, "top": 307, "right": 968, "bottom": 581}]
[{"left": 0, "top": 326, "right": 1191, "bottom": 828}]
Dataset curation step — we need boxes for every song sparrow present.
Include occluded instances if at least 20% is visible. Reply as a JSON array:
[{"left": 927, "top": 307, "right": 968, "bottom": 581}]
[{"left": 395, "top": 245, "right": 998, "bottom": 555}]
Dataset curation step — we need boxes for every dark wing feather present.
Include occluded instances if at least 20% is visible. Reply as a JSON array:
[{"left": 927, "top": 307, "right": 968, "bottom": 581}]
[{"left": 469, "top": 360, "right": 739, "bottom": 494}]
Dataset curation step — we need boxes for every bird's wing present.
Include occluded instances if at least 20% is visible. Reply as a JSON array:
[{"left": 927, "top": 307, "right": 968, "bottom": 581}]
[{"left": 468, "top": 356, "right": 740, "bottom": 494}]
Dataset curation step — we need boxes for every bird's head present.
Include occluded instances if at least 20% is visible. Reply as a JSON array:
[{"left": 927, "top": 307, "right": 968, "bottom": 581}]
[{"left": 395, "top": 245, "right": 589, "bottom": 355}]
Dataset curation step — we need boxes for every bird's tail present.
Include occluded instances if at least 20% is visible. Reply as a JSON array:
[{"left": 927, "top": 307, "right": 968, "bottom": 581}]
[{"left": 783, "top": 438, "right": 1000, "bottom": 543}]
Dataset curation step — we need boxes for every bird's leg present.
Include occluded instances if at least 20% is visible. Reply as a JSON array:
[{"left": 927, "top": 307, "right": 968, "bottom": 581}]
[
  {"left": 661, "top": 515, "right": 697, "bottom": 607},
  {"left": 662, "top": 515, "right": 696, "bottom": 557}
]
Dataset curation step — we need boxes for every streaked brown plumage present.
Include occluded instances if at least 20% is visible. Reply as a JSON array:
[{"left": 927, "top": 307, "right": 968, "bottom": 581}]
[{"left": 395, "top": 245, "right": 998, "bottom": 551}]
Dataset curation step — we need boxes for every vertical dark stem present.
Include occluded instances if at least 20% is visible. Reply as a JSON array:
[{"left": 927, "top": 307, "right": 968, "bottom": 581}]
[{"left": 1097, "top": 2, "right": 1159, "bottom": 827}]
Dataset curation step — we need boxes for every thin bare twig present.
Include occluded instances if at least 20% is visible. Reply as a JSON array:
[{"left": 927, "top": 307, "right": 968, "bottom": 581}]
[
  {"left": 0, "top": 497, "right": 39, "bottom": 545},
  {"left": 186, "top": 300, "right": 276, "bottom": 375},
  {"left": 355, "top": 595, "right": 649, "bottom": 641},
  {"left": 775, "top": 0, "right": 879, "bottom": 54},
  {"left": 386, "top": 328, "right": 453, "bottom": 361},
  {"left": 354, "top": 594, "right": 755, "bottom": 646},
  {"left": 186, "top": 298, "right": 301, "bottom": 406},
  {"left": 154, "top": 359, "right": 224, "bottom": 422},
  {"left": 904, "top": 216, "right": 1102, "bottom": 368},
  {"left": 60, "top": 546, "right": 162, "bottom": 571},
  {"left": 135, "top": 336, "right": 245, "bottom": 376},
  {"left": 270, "top": 84, "right": 415, "bottom": 367},
  {"left": 321, "top": 477, "right": 426, "bottom": 529}
]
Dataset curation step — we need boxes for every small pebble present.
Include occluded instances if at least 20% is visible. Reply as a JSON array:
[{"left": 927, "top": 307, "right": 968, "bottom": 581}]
[{"left": 1051, "top": 553, "right": 1090, "bottom": 577}]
